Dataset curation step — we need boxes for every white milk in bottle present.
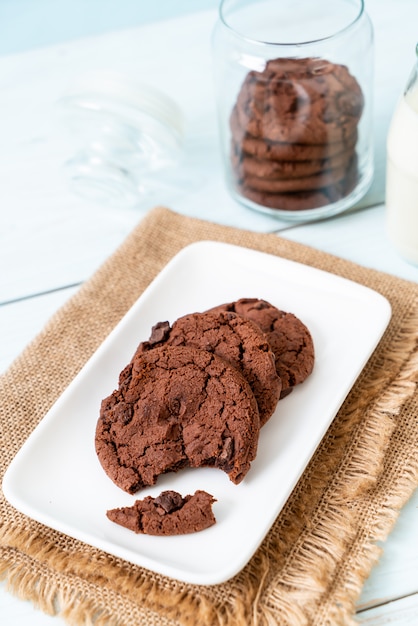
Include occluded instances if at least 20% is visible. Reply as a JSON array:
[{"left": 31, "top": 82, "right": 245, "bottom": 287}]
[{"left": 386, "top": 46, "right": 418, "bottom": 265}]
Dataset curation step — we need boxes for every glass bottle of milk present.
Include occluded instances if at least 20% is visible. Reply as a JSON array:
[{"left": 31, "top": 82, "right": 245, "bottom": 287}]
[{"left": 386, "top": 44, "right": 418, "bottom": 265}]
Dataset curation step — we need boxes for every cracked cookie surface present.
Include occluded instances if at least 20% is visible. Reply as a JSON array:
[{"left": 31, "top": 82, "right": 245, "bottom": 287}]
[
  {"left": 208, "top": 299, "right": 314, "bottom": 398},
  {"left": 95, "top": 345, "right": 260, "bottom": 493},
  {"left": 134, "top": 310, "right": 281, "bottom": 426}
]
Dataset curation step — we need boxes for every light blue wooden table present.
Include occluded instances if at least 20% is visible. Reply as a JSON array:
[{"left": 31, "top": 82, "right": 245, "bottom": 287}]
[{"left": 0, "top": 1, "right": 417, "bottom": 623}]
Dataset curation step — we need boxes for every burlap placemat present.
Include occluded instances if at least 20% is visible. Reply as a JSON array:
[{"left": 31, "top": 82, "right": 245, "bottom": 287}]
[{"left": 1, "top": 206, "right": 418, "bottom": 626}]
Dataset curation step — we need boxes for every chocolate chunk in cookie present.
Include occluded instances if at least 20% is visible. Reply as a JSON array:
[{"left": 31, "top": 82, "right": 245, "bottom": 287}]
[
  {"left": 208, "top": 299, "right": 314, "bottom": 398},
  {"left": 107, "top": 490, "right": 216, "bottom": 535},
  {"left": 134, "top": 310, "right": 281, "bottom": 426},
  {"left": 95, "top": 345, "right": 260, "bottom": 493}
]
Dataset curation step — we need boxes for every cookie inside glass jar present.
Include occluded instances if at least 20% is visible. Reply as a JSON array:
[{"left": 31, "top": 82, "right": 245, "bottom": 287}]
[{"left": 230, "top": 57, "right": 364, "bottom": 213}]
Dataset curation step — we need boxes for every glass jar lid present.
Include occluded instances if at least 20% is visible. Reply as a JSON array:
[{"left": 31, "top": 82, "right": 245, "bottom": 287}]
[{"left": 57, "top": 71, "right": 185, "bottom": 208}]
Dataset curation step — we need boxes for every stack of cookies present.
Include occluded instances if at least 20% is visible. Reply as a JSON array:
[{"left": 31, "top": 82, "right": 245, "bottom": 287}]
[
  {"left": 96, "top": 298, "right": 314, "bottom": 535},
  {"left": 230, "top": 57, "right": 364, "bottom": 212}
]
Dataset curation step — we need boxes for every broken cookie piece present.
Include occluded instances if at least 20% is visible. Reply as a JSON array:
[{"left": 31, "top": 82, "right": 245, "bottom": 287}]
[{"left": 107, "top": 490, "right": 216, "bottom": 535}]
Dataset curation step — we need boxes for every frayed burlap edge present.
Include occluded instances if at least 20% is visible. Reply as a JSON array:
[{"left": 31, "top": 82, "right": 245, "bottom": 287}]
[{"left": 1, "top": 207, "right": 418, "bottom": 626}]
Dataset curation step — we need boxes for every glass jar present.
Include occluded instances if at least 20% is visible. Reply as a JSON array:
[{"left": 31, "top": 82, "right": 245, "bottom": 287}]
[
  {"left": 212, "top": 0, "right": 374, "bottom": 222},
  {"left": 386, "top": 44, "right": 418, "bottom": 265},
  {"left": 56, "top": 71, "right": 184, "bottom": 208}
]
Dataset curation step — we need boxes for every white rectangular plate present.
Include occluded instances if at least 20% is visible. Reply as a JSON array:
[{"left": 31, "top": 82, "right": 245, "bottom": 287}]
[{"left": 3, "top": 241, "right": 391, "bottom": 585}]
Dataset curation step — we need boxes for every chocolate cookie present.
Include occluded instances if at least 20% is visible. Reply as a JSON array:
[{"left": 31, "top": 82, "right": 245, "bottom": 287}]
[
  {"left": 242, "top": 164, "right": 347, "bottom": 193},
  {"left": 107, "top": 490, "right": 216, "bottom": 535},
  {"left": 95, "top": 345, "right": 260, "bottom": 493},
  {"left": 134, "top": 310, "right": 281, "bottom": 426},
  {"left": 235, "top": 153, "right": 358, "bottom": 212},
  {"left": 238, "top": 185, "right": 341, "bottom": 211},
  {"left": 230, "top": 105, "right": 358, "bottom": 161},
  {"left": 208, "top": 299, "right": 314, "bottom": 398},
  {"left": 235, "top": 57, "right": 363, "bottom": 145},
  {"left": 233, "top": 146, "right": 354, "bottom": 180}
]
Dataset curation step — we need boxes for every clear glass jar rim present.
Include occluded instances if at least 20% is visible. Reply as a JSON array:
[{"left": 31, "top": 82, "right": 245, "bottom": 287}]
[
  {"left": 218, "top": 0, "right": 366, "bottom": 47},
  {"left": 58, "top": 71, "right": 184, "bottom": 140}
]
